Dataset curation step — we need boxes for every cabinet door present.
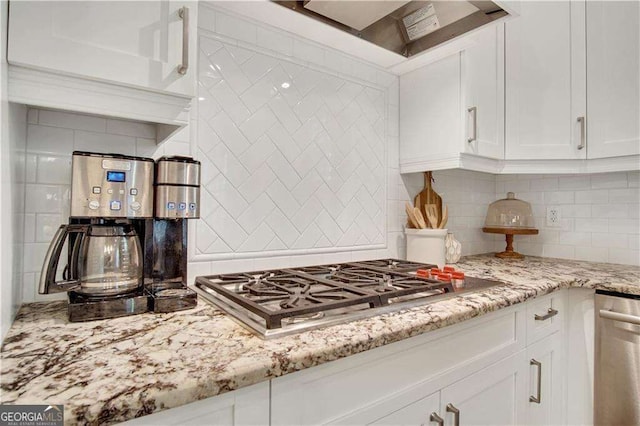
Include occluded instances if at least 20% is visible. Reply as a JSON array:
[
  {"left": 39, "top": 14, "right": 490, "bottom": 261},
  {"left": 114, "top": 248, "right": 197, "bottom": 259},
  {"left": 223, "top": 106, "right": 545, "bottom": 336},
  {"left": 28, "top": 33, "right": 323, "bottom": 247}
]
[
  {"left": 440, "top": 351, "right": 527, "bottom": 426},
  {"left": 505, "top": 1, "right": 586, "bottom": 160},
  {"left": 586, "top": 1, "right": 640, "bottom": 159},
  {"left": 525, "top": 332, "right": 565, "bottom": 426},
  {"left": 400, "top": 53, "right": 461, "bottom": 165},
  {"left": 463, "top": 24, "right": 504, "bottom": 160},
  {"left": 8, "top": 1, "right": 196, "bottom": 97},
  {"left": 369, "top": 391, "right": 440, "bottom": 426}
]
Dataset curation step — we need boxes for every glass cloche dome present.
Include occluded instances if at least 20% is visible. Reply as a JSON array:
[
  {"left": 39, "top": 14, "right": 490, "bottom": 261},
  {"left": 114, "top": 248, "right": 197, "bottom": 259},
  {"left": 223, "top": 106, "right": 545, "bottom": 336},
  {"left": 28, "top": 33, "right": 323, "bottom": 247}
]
[{"left": 484, "top": 192, "right": 535, "bottom": 228}]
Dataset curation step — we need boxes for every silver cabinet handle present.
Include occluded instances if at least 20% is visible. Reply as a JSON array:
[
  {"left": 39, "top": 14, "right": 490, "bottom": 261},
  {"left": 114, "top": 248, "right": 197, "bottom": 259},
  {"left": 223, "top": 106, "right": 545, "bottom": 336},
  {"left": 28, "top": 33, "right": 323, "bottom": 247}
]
[
  {"left": 530, "top": 359, "right": 542, "bottom": 403},
  {"left": 534, "top": 308, "right": 558, "bottom": 321},
  {"left": 577, "top": 116, "right": 586, "bottom": 150},
  {"left": 429, "top": 412, "right": 444, "bottom": 426},
  {"left": 467, "top": 106, "right": 477, "bottom": 143},
  {"left": 446, "top": 403, "right": 460, "bottom": 426},
  {"left": 599, "top": 309, "right": 640, "bottom": 326},
  {"left": 177, "top": 6, "right": 189, "bottom": 75}
]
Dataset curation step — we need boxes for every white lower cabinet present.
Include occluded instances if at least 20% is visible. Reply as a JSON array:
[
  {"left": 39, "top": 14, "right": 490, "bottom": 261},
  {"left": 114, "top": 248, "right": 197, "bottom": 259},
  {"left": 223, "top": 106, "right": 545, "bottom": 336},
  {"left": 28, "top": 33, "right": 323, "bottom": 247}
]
[
  {"left": 271, "top": 292, "right": 568, "bottom": 426},
  {"left": 525, "top": 332, "right": 565, "bottom": 426}
]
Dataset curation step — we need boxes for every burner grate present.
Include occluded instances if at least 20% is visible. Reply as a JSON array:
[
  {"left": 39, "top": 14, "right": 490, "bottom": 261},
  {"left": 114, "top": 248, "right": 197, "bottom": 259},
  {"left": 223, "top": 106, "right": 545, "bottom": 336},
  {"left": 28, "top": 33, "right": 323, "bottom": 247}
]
[
  {"left": 196, "top": 269, "right": 382, "bottom": 329},
  {"left": 328, "top": 267, "right": 451, "bottom": 304},
  {"left": 195, "top": 259, "right": 451, "bottom": 330}
]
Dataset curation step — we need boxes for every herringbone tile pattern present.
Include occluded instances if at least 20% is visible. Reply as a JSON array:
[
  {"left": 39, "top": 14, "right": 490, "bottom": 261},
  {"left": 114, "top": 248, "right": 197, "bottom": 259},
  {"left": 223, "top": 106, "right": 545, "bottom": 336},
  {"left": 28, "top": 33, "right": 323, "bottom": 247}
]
[{"left": 195, "top": 36, "right": 386, "bottom": 255}]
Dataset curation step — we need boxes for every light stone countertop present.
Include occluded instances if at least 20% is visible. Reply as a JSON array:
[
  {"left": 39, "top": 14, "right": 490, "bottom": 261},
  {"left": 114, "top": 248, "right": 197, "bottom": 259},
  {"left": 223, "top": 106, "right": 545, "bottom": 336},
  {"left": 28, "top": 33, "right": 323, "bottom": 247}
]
[{"left": 1, "top": 255, "right": 638, "bottom": 425}]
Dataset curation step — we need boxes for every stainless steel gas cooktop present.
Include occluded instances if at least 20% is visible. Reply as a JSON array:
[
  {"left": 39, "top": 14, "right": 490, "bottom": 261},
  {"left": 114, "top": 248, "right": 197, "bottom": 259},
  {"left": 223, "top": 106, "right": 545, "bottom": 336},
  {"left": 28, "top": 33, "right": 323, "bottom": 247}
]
[{"left": 194, "top": 259, "right": 503, "bottom": 339}]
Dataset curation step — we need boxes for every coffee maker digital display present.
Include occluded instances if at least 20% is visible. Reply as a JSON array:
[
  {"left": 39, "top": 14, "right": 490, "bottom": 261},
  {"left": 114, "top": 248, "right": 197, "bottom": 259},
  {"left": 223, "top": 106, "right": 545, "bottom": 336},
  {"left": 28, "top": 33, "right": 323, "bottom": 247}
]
[
  {"left": 106, "top": 171, "right": 126, "bottom": 182},
  {"left": 39, "top": 151, "right": 201, "bottom": 322}
]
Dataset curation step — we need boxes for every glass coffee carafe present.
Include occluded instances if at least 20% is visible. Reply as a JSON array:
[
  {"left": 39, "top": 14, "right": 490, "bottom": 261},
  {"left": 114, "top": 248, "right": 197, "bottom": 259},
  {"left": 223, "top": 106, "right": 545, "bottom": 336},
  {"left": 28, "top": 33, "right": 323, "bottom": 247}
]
[
  {"left": 40, "top": 223, "right": 143, "bottom": 297},
  {"left": 76, "top": 224, "right": 143, "bottom": 296}
]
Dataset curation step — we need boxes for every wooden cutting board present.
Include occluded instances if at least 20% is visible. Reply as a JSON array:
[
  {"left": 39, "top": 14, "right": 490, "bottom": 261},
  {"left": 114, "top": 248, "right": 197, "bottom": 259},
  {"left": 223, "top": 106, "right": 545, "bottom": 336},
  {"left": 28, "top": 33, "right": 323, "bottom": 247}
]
[{"left": 414, "top": 171, "right": 442, "bottom": 227}]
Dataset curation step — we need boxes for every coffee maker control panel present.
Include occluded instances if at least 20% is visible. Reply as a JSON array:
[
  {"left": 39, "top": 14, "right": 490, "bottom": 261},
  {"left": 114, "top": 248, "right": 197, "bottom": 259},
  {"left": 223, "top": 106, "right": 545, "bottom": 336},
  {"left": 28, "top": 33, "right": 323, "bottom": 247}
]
[
  {"left": 155, "top": 156, "right": 201, "bottom": 219},
  {"left": 70, "top": 152, "right": 154, "bottom": 218}
]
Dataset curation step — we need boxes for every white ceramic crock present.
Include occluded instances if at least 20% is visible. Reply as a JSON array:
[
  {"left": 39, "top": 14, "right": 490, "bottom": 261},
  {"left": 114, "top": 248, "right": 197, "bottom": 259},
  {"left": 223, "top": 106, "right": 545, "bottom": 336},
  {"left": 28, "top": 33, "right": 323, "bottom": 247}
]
[{"left": 405, "top": 228, "right": 448, "bottom": 268}]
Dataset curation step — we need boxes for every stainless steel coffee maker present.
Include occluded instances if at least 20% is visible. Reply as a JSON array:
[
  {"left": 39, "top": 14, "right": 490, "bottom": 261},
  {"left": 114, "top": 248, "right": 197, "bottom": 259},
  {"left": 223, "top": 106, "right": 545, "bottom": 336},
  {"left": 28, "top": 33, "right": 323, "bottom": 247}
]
[{"left": 40, "top": 151, "right": 200, "bottom": 321}]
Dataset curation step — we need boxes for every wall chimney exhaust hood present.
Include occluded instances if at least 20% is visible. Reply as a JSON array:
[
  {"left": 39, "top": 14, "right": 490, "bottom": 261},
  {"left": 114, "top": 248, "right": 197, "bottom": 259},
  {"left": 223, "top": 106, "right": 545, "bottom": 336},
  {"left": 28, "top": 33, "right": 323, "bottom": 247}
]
[{"left": 273, "top": 1, "right": 510, "bottom": 58}]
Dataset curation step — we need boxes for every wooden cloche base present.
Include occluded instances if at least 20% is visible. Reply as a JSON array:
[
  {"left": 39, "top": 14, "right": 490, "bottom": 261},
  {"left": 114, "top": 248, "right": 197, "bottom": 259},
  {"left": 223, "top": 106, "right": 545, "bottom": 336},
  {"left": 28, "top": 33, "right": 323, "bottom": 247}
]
[{"left": 482, "top": 227, "right": 539, "bottom": 260}]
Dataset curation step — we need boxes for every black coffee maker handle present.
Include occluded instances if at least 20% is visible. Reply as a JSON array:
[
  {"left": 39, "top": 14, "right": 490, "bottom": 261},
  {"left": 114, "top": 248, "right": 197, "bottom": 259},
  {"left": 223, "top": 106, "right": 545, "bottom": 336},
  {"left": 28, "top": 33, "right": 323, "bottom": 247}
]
[{"left": 39, "top": 224, "right": 88, "bottom": 294}]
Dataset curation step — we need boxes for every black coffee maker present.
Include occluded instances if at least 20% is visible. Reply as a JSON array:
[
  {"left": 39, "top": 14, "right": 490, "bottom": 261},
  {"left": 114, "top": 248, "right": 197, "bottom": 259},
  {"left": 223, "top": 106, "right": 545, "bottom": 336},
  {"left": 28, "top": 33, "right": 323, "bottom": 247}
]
[{"left": 39, "top": 151, "right": 200, "bottom": 321}]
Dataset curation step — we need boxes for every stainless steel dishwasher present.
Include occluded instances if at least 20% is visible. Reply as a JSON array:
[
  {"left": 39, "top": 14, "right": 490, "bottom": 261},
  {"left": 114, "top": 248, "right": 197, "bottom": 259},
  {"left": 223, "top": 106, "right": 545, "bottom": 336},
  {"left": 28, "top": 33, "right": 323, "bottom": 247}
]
[{"left": 595, "top": 290, "right": 640, "bottom": 425}]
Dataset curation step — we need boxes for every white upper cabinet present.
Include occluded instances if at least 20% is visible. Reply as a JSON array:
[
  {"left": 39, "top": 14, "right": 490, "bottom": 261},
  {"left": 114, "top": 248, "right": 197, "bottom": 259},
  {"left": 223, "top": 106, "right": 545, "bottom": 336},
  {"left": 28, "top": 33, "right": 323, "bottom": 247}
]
[
  {"left": 8, "top": 1, "right": 196, "bottom": 98},
  {"left": 586, "top": 1, "right": 640, "bottom": 159},
  {"left": 400, "top": 53, "right": 462, "bottom": 170},
  {"left": 463, "top": 24, "right": 505, "bottom": 160},
  {"left": 399, "top": 24, "right": 505, "bottom": 173},
  {"left": 505, "top": 1, "right": 586, "bottom": 160}
]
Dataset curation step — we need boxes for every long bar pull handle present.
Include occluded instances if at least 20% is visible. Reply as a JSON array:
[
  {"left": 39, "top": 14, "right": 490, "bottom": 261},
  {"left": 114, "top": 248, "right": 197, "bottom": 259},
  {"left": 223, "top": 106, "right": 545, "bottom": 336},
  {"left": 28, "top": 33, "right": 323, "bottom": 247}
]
[
  {"left": 177, "top": 6, "right": 189, "bottom": 75},
  {"left": 467, "top": 107, "right": 477, "bottom": 143},
  {"left": 577, "top": 116, "right": 586, "bottom": 150},
  {"left": 534, "top": 308, "right": 558, "bottom": 321},
  {"left": 446, "top": 403, "right": 460, "bottom": 426},
  {"left": 429, "top": 412, "right": 444, "bottom": 426},
  {"left": 599, "top": 309, "right": 640, "bottom": 326},
  {"left": 530, "top": 359, "right": 542, "bottom": 404}
]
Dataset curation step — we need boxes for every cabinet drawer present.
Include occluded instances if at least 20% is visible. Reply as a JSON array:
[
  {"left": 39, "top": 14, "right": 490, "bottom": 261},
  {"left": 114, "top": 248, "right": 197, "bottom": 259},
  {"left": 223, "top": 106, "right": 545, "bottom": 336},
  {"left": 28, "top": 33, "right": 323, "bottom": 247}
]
[
  {"left": 526, "top": 290, "right": 566, "bottom": 345},
  {"left": 271, "top": 307, "right": 525, "bottom": 425}
]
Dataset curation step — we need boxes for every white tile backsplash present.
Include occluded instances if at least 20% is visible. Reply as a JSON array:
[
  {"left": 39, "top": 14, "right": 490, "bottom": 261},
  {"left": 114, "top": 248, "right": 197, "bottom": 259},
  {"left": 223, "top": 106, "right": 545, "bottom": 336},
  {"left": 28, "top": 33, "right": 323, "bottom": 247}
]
[
  {"left": 397, "top": 170, "right": 640, "bottom": 266},
  {"left": 257, "top": 26, "right": 294, "bottom": 57},
  {"left": 74, "top": 130, "right": 136, "bottom": 155},
  {"left": 106, "top": 118, "right": 156, "bottom": 139},
  {"left": 36, "top": 154, "right": 71, "bottom": 184},
  {"left": 38, "top": 109, "right": 106, "bottom": 133},
  {"left": 498, "top": 173, "right": 640, "bottom": 266},
  {"left": 215, "top": 11, "right": 257, "bottom": 45},
  {"left": 27, "top": 124, "right": 74, "bottom": 154},
  {"left": 192, "top": 6, "right": 396, "bottom": 271},
  {"left": 24, "top": 184, "right": 64, "bottom": 214},
  {"left": 399, "top": 169, "right": 499, "bottom": 258},
  {"left": 35, "top": 214, "right": 63, "bottom": 243}
]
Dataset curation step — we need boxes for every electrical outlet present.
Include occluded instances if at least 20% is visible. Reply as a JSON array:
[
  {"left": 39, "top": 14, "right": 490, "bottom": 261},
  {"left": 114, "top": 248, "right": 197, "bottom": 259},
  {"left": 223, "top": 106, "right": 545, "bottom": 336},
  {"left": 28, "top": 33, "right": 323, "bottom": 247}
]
[{"left": 546, "top": 206, "right": 561, "bottom": 227}]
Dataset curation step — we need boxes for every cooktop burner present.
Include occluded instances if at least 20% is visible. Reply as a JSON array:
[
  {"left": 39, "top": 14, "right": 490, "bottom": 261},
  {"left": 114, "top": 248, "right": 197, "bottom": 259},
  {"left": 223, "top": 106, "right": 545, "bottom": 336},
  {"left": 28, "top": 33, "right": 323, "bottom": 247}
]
[
  {"left": 203, "top": 270, "right": 381, "bottom": 329},
  {"left": 194, "top": 259, "right": 504, "bottom": 339}
]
